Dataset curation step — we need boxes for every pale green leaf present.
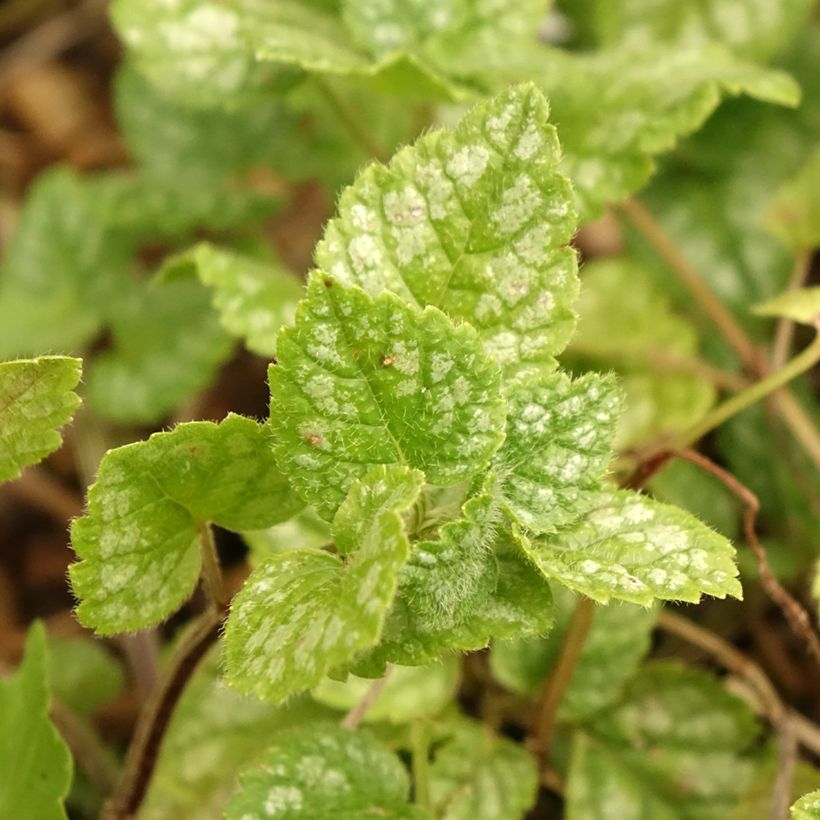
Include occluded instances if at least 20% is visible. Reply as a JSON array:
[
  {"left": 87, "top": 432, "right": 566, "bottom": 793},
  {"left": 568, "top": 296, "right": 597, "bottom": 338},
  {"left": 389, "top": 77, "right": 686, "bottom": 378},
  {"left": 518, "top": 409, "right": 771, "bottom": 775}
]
[
  {"left": 495, "top": 372, "right": 620, "bottom": 532},
  {"left": 269, "top": 274, "right": 504, "bottom": 519},
  {"left": 226, "top": 724, "right": 431, "bottom": 819},
  {"left": 566, "top": 662, "right": 763, "bottom": 820},
  {"left": 47, "top": 638, "right": 124, "bottom": 718},
  {"left": 142, "top": 648, "right": 335, "bottom": 820},
  {"left": 766, "top": 147, "right": 820, "bottom": 251},
  {"left": 316, "top": 83, "right": 579, "bottom": 374},
  {"left": 86, "top": 278, "right": 233, "bottom": 423},
  {"left": 429, "top": 718, "right": 539, "bottom": 820},
  {"left": 160, "top": 242, "right": 303, "bottom": 357},
  {"left": 753, "top": 287, "right": 820, "bottom": 325},
  {"left": 491, "top": 585, "right": 656, "bottom": 721},
  {"left": 224, "top": 465, "right": 423, "bottom": 703},
  {"left": 589, "top": 0, "right": 813, "bottom": 62},
  {"left": 313, "top": 657, "right": 459, "bottom": 723},
  {"left": 570, "top": 258, "right": 716, "bottom": 449},
  {"left": 70, "top": 414, "right": 302, "bottom": 634},
  {"left": 531, "top": 44, "right": 800, "bottom": 221},
  {"left": 515, "top": 490, "right": 742, "bottom": 605},
  {"left": 793, "top": 791, "right": 820, "bottom": 820},
  {"left": 353, "top": 541, "right": 553, "bottom": 674},
  {"left": 0, "top": 623, "right": 72, "bottom": 820},
  {"left": 0, "top": 357, "right": 81, "bottom": 483}
]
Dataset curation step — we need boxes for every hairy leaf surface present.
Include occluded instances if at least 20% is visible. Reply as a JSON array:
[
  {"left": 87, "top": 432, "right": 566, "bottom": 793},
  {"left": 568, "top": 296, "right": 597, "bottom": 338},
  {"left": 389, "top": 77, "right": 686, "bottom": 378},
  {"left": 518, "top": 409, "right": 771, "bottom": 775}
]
[
  {"left": 225, "top": 465, "right": 423, "bottom": 702},
  {"left": 516, "top": 490, "right": 741, "bottom": 604},
  {"left": 269, "top": 275, "right": 504, "bottom": 518},
  {"left": 0, "top": 357, "right": 81, "bottom": 483},
  {"left": 792, "top": 791, "right": 820, "bottom": 820},
  {"left": 566, "top": 663, "right": 763, "bottom": 820},
  {"left": 70, "top": 415, "right": 302, "bottom": 633},
  {"left": 0, "top": 624, "right": 72, "bottom": 820},
  {"left": 316, "top": 83, "right": 579, "bottom": 374},
  {"left": 226, "top": 724, "right": 430, "bottom": 819}
]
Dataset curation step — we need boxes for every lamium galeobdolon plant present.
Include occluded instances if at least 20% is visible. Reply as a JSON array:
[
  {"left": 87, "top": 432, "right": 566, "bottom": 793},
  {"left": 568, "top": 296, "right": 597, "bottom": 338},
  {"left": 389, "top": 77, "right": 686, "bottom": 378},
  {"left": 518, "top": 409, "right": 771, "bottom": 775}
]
[{"left": 3, "top": 1, "right": 820, "bottom": 819}]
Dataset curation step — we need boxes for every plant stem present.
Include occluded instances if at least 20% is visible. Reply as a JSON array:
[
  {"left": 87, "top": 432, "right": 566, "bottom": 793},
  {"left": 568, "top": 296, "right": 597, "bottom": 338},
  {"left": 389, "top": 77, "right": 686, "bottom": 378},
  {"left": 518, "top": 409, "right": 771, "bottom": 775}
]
[
  {"left": 104, "top": 609, "right": 224, "bottom": 820},
  {"left": 198, "top": 521, "right": 227, "bottom": 610},
  {"left": 315, "top": 77, "right": 388, "bottom": 162},
  {"left": 771, "top": 250, "right": 811, "bottom": 371},
  {"left": 528, "top": 596, "right": 596, "bottom": 758},
  {"left": 410, "top": 720, "right": 432, "bottom": 812},
  {"left": 674, "top": 327, "right": 820, "bottom": 451},
  {"left": 341, "top": 667, "right": 392, "bottom": 729},
  {"left": 620, "top": 198, "right": 760, "bottom": 371},
  {"left": 772, "top": 715, "right": 798, "bottom": 820}
]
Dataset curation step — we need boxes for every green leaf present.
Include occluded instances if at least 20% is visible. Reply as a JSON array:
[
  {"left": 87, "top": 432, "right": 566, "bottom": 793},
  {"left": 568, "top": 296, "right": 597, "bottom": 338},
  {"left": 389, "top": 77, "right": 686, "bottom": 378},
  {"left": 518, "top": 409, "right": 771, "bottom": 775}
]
[
  {"left": 515, "top": 490, "right": 742, "bottom": 605},
  {"left": 566, "top": 662, "right": 763, "bottom": 820},
  {"left": 47, "top": 637, "right": 124, "bottom": 718},
  {"left": 429, "top": 718, "right": 539, "bottom": 820},
  {"left": 313, "top": 657, "right": 459, "bottom": 723},
  {"left": 160, "top": 242, "right": 303, "bottom": 357},
  {"left": 142, "top": 648, "right": 335, "bottom": 820},
  {"left": 753, "top": 287, "right": 820, "bottom": 325},
  {"left": 588, "top": 0, "right": 814, "bottom": 62},
  {"left": 495, "top": 372, "right": 621, "bottom": 532},
  {"left": 0, "top": 623, "right": 72, "bottom": 820},
  {"left": 269, "top": 274, "right": 504, "bottom": 519},
  {"left": 225, "top": 723, "right": 431, "bottom": 819},
  {"left": 792, "top": 791, "right": 820, "bottom": 820},
  {"left": 733, "top": 756, "right": 820, "bottom": 820},
  {"left": 316, "top": 83, "right": 579, "bottom": 375},
  {"left": 224, "top": 465, "right": 423, "bottom": 703},
  {"left": 765, "top": 147, "right": 820, "bottom": 251},
  {"left": 353, "top": 541, "right": 553, "bottom": 673},
  {"left": 242, "top": 507, "right": 332, "bottom": 564},
  {"left": 531, "top": 44, "right": 800, "bottom": 221},
  {"left": 0, "top": 169, "right": 131, "bottom": 357},
  {"left": 0, "top": 357, "right": 81, "bottom": 483},
  {"left": 86, "top": 277, "right": 233, "bottom": 423},
  {"left": 70, "top": 414, "right": 302, "bottom": 634},
  {"left": 491, "top": 586, "right": 656, "bottom": 722}
]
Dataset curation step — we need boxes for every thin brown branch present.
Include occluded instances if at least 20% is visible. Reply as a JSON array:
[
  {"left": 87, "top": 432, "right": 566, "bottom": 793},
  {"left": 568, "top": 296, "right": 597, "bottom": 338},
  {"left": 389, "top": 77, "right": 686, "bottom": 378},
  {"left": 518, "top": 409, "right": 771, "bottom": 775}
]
[
  {"left": 103, "top": 610, "right": 224, "bottom": 820},
  {"left": 341, "top": 667, "right": 393, "bottom": 730},
  {"left": 5, "top": 465, "right": 84, "bottom": 521},
  {"left": 772, "top": 715, "right": 798, "bottom": 820},
  {"left": 620, "top": 198, "right": 760, "bottom": 372},
  {"left": 528, "top": 596, "right": 596, "bottom": 758},
  {"left": 657, "top": 610, "right": 820, "bottom": 757},
  {"left": 674, "top": 449, "right": 820, "bottom": 667}
]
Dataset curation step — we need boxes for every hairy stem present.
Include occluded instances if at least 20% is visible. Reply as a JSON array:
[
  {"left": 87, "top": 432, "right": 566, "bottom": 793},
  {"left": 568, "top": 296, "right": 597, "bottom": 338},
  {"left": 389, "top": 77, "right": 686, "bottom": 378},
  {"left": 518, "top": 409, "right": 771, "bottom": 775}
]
[
  {"left": 341, "top": 667, "right": 392, "bottom": 730},
  {"left": 675, "top": 327, "right": 820, "bottom": 451},
  {"left": 198, "top": 521, "right": 227, "bottom": 611},
  {"left": 528, "top": 596, "right": 596, "bottom": 758},
  {"left": 315, "top": 77, "right": 388, "bottom": 162},
  {"left": 104, "top": 609, "right": 224, "bottom": 820}
]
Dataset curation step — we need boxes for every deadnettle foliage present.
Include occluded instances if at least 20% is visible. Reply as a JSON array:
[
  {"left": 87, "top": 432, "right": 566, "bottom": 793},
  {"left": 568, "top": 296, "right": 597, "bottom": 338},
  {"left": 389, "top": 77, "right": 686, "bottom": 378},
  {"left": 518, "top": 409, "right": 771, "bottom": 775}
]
[{"left": 8, "top": 1, "right": 820, "bottom": 816}]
